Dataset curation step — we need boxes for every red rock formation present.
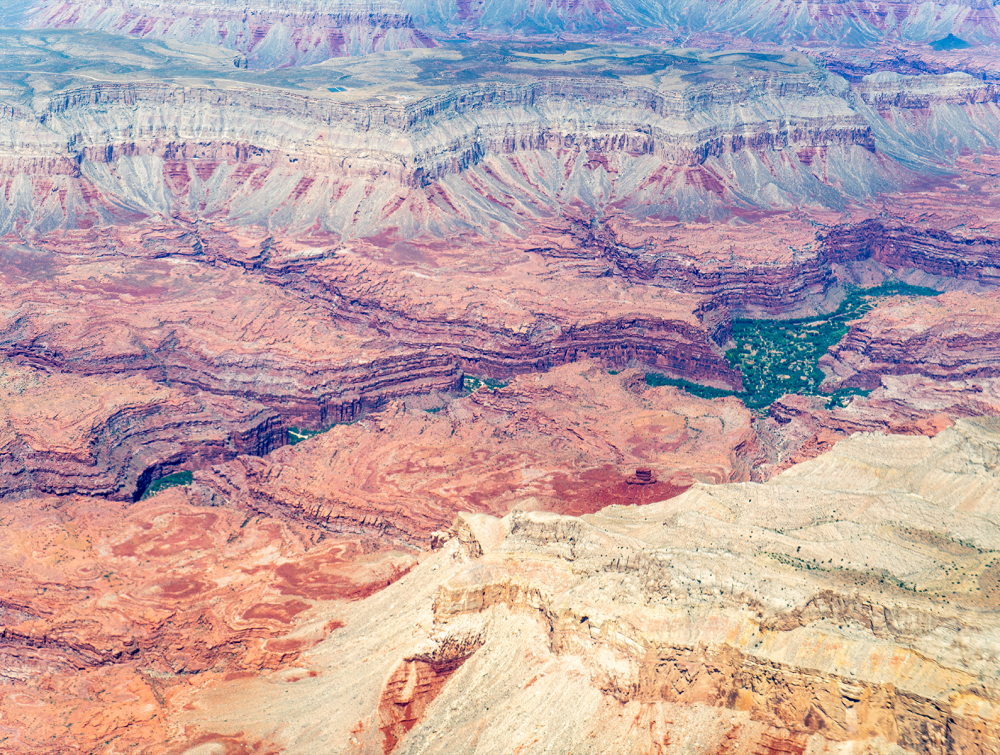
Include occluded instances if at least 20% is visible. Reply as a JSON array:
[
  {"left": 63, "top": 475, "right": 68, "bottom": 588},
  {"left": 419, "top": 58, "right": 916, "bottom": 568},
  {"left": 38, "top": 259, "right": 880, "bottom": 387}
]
[
  {"left": 0, "top": 489, "right": 415, "bottom": 754},
  {"left": 0, "top": 224, "right": 739, "bottom": 436},
  {"left": 194, "top": 362, "right": 763, "bottom": 541},
  {"left": 824, "top": 219, "right": 1000, "bottom": 286},
  {"left": 0, "top": 362, "right": 281, "bottom": 501},
  {"left": 1, "top": 20, "right": 1000, "bottom": 755},
  {"left": 0, "top": 361, "right": 766, "bottom": 753},
  {"left": 377, "top": 655, "right": 472, "bottom": 753},
  {"left": 758, "top": 374, "right": 1000, "bottom": 474},
  {"left": 568, "top": 213, "right": 839, "bottom": 316},
  {"left": 822, "top": 290, "right": 1000, "bottom": 390}
]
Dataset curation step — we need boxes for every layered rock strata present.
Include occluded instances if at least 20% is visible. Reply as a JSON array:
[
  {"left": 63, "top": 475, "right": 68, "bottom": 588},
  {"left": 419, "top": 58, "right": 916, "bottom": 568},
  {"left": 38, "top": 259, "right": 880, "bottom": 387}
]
[
  {"left": 822, "top": 289, "right": 1000, "bottom": 390},
  {"left": 176, "top": 419, "right": 1000, "bottom": 754},
  {"left": 2, "top": 36, "right": 999, "bottom": 315},
  {"left": 0, "top": 36, "right": 965, "bottom": 240},
  {"left": 24, "top": 0, "right": 1000, "bottom": 49},
  {"left": 192, "top": 362, "right": 763, "bottom": 542},
  {"left": 2, "top": 359, "right": 1000, "bottom": 753},
  {"left": 25, "top": 0, "right": 436, "bottom": 67},
  {"left": 6, "top": 208, "right": 1000, "bottom": 501},
  {"left": 0, "top": 225, "right": 738, "bottom": 416},
  {"left": 0, "top": 362, "right": 281, "bottom": 501},
  {"left": 0, "top": 488, "right": 416, "bottom": 754},
  {"left": 760, "top": 374, "right": 1000, "bottom": 474},
  {"left": 0, "top": 361, "right": 761, "bottom": 753}
]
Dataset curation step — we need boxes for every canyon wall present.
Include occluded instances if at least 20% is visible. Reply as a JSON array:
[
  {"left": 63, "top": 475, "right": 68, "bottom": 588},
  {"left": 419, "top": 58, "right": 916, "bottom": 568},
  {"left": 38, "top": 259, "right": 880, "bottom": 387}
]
[
  {"left": 26, "top": 0, "right": 437, "bottom": 67},
  {"left": 170, "top": 420, "right": 1000, "bottom": 754},
  {"left": 823, "top": 289, "right": 1000, "bottom": 389},
  {"left": 0, "top": 362, "right": 282, "bottom": 501},
  {"left": 2, "top": 39, "right": 999, "bottom": 315},
  {"left": 4, "top": 42, "right": 997, "bottom": 239},
  {"left": 23, "top": 0, "right": 1000, "bottom": 49}
]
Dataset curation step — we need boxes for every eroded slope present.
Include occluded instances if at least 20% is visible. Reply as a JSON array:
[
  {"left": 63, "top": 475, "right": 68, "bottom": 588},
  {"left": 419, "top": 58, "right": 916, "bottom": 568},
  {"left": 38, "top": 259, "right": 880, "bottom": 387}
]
[{"left": 175, "top": 418, "right": 1000, "bottom": 754}]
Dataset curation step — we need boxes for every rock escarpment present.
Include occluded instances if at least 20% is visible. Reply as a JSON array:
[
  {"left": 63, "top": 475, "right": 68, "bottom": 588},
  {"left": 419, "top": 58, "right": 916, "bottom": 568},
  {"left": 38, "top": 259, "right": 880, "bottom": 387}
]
[
  {"left": 3, "top": 35, "right": 999, "bottom": 316},
  {"left": 0, "top": 361, "right": 759, "bottom": 754},
  {"left": 1, "top": 36, "right": 993, "bottom": 240},
  {"left": 822, "top": 290, "right": 1000, "bottom": 390},
  {"left": 0, "top": 225, "right": 738, "bottom": 408},
  {"left": 0, "top": 225, "right": 745, "bottom": 500},
  {"left": 24, "top": 0, "right": 1000, "bottom": 49},
  {"left": 824, "top": 219, "right": 1000, "bottom": 286},
  {"left": 192, "top": 362, "right": 762, "bottom": 541},
  {"left": 25, "top": 0, "right": 436, "bottom": 67},
  {"left": 175, "top": 420, "right": 1000, "bottom": 754},
  {"left": 0, "top": 363, "right": 281, "bottom": 501}
]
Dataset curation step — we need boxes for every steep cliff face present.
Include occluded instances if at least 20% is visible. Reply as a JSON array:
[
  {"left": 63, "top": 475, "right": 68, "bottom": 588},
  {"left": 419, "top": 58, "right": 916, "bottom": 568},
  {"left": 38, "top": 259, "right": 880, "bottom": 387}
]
[
  {"left": 573, "top": 214, "right": 836, "bottom": 316},
  {"left": 2, "top": 37, "right": 998, "bottom": 320},
  {"left": 24, "top": 0, "right": 1000, "bottom": 49},
  {"left": 0, "top": 362, "right": 282, "bottom": 501},
  {"left": 824, "top": 219, "right": 1000, "bottom": 285},
  {"left": 0, "top": 225, "right": 736, "bottom": 429},
  {"left": 822, "top": 290, "right": 1000, "bottom": 390},
  {"left": 26, "top": 0, "right": 436, "bottom": 67},
  {"left": 173, "top": 420, "right": 1000, "bottom": 754},
  {"left": 0, "top": 65, "right": 888, "bottom": 237},
  {"left": 191, "top": 362, "right": 763, "bottom": 542},
  {"left": 0, "top": 36, "right": 965, "bottom": 235}
]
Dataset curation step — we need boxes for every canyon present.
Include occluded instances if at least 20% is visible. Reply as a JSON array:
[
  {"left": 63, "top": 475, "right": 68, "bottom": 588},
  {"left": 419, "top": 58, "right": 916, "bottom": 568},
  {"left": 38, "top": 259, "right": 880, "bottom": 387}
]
[{"left": 0, "top": 2, "right": 999, "bottom": 754}]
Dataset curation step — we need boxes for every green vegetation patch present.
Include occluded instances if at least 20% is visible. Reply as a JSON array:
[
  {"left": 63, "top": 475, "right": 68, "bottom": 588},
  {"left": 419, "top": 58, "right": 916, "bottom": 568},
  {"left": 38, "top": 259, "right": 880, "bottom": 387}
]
[
  {"left": 141, "top": 470, "right": 193, "bottom": 499},
  {"left": 463, "top": 375, "right": 509, "bottom": 393},
  {"left": 643, "top": 373, "right": 736, "bottom": 400},
  {"left": 646, "top": 282, "right": 939, "bottom": 410}
]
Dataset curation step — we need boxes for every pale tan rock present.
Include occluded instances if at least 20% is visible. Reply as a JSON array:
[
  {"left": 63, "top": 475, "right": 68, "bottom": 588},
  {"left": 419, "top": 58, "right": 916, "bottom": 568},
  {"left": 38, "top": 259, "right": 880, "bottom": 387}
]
[{"left": 174, "top": 419, "right": 1000, "bottom": 754}]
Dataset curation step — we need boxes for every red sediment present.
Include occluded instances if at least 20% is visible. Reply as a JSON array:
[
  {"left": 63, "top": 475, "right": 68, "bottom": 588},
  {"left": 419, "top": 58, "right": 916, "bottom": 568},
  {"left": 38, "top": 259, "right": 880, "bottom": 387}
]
[
  {"left": 242, "top": 600, "right": 312, "bottom": 624},
  {"left": 378, "top": 657, "right": 469, "bottom": 754}
]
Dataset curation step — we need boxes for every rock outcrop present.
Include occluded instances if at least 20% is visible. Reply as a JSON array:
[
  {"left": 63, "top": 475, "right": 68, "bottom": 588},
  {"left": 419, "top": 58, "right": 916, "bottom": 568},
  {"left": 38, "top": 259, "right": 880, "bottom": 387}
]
[
  {"left": 822, "top": 290, "right": 1000, "bottom": 390},
  {"left": 2, "top": 33, "right": 999, "bottom": 319},
  {"left": 0, "top": 487, "right": 417, "bottom": 754},
  {"left": 0, "top": 362, "right": 281, "bottom": 501},
  {"left": 0, "top": 225, "right": 738, "bottom": 428},
  {"left": 193, "top": 362, "right": 763, "bottom": 541},
  {"left": 173, "top": 419, "right": 1000, "bottom": 754},
  {"left": 25, "top": 0, "right": 436, "bottom": 68},
  {"left": 24, "top": 0, "right": 1000, "bottom": 50},
  {"left": 0, "top": 17, "right": 1000, "bottom": 755},
  {"left": 1, "top": 34, "right": 995, "bottom": 241},
  {"left": 759, "top": 374, "right": 1000, "bottom": 474}
]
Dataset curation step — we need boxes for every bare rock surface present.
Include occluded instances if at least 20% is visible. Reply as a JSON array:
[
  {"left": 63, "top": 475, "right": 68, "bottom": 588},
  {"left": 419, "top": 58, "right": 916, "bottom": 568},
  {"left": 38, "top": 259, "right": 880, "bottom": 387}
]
[
  {"left": 0, "top": 33, "right": 997, "bottom": 243},
  {"left": 26, "top": 0, "right": 436, "bottom": 68},
  {"left": 22, "top": 0, "right": 1000, "bottom": 51},
  {"left": 195, "top": 362, "right": 762, "bottom": 540},
  {"left": 0, "top": 487, "right": 417, "bottom": 754},
  {"left": 0, "top": 361, "right": 762, "bottom": 753},
  {"left": 1, "top": 13, "right": 1000, "bottom": 755},
  {"left": 823, "top": 289, "right": 1000, "bottom": 390},
  {"left": 174, "top": 419, "right": 1000, "bottom": 754},
  {"left": 0, "top": 361, "right": 280, "bottom": 500}
]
